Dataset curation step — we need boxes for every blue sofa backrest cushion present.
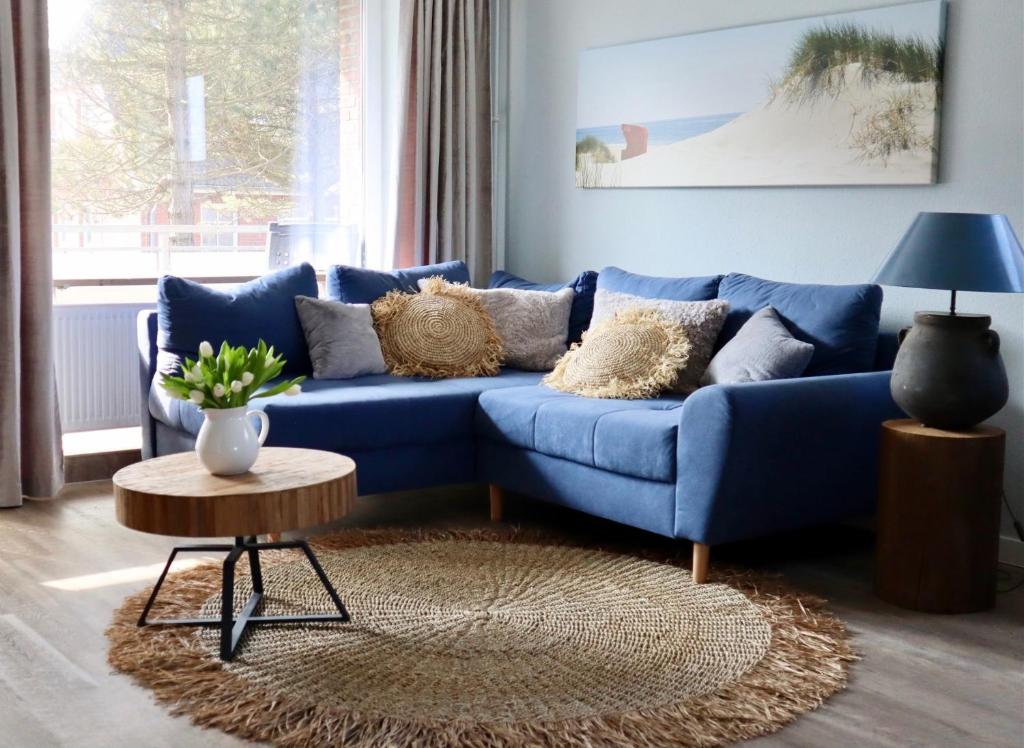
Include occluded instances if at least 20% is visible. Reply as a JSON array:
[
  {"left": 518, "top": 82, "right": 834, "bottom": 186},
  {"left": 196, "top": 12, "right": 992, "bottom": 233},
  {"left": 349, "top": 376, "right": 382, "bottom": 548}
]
[
  {"left": 327, "top": 260, "right": 470, "bottom": 303},
  {"left": 157, "top": 263, "right": 318, "bottom": 376},
  {"left": 598, "top": 266, "right": 722, "bottom": 301},
  {"left": 716, "top": 273, "right": 883, "bottom": 376},
  {"left": 489, "top": 269, "right": 598, "bottom": 343}
]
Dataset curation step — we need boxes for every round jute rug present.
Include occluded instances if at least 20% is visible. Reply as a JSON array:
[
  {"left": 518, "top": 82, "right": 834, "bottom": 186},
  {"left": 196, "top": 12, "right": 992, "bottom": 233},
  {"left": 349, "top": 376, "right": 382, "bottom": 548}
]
[{"left": 107, "top": 530, "right": 855, "bottom": 747}]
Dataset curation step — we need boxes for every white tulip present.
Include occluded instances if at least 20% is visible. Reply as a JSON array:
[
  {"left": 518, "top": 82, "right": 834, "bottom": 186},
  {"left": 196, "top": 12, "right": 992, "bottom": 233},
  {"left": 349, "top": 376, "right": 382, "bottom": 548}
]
[
  {"left": 285, "top": 383, "right": 302, "bottom": 396},
  {"left": 188, "top": 390, "right": 205, "bottom": 404},
  {"left": 230, "top": 380, "right": 243, "bottom": 393},
  {"left": 241, "top": 371, "right": 255, "bottom": 386},
  {"left": 212, "top": 383, "right": 225, "bottom": 398},
  {"left": 265, "top": 354, "right": 277, "bottom": 367},
  {"left": 191, "top": 364, "right": 203, "bottom": 381},
  {"left": 199, "top": 341, "right": 214, "bottom": 358}
]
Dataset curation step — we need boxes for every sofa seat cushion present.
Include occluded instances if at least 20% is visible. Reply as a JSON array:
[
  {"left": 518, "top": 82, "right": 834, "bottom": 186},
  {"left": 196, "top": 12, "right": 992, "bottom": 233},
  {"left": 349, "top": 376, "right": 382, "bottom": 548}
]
[
  {"left": 476, "top": 386, "right": 687, "bottom": 482},
  {"left": 151, "top": 369, "right": 544, "bottom": 452}
]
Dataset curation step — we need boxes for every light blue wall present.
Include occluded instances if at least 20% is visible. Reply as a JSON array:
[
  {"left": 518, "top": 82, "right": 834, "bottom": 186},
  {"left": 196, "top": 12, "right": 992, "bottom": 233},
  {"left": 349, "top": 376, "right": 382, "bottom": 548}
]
[{"left": 505, "top": 0, "right": 1024, "bottom": 549}]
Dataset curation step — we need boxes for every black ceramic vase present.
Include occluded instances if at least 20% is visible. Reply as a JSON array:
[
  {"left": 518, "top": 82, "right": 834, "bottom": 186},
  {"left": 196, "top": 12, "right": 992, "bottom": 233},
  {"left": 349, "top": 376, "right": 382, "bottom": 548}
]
[{"left": 891, "top": 312, "right": 1008, "bottom": 431}]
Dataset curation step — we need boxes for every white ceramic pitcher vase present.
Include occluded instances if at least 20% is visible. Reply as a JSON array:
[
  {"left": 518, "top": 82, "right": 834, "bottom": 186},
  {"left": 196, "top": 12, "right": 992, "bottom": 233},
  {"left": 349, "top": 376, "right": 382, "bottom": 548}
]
[{"left": 195, "top": 406, "right": 270, "bottom": 475}]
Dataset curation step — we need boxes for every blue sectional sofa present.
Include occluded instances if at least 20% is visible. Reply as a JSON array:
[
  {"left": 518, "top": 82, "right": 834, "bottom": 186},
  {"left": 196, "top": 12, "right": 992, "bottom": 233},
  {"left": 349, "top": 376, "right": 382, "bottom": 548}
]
[{"left": 139, "top": 262, "right": 903, "bottom": 580}]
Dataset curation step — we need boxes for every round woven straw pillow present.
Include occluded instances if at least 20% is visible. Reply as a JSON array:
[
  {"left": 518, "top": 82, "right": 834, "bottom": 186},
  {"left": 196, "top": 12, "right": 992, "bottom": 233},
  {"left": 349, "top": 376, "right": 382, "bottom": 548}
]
[
  {"left": 371, "top": 276, "right": 503, "bottom": 378},
  {"left": 544, "top": 307, "right": 690, "bottom": 399}
]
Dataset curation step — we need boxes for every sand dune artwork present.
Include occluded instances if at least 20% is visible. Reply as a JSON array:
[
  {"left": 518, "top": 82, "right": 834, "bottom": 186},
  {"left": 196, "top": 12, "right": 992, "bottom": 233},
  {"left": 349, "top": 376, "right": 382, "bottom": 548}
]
[{"left": 575, "top": 1, "right": 947, "bottom": 188}]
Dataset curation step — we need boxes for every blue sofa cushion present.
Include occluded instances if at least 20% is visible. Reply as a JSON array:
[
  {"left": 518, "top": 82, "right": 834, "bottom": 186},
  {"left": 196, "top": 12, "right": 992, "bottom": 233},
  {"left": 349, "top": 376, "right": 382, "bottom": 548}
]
[
  {"left": 598, "top": 266, "right": 722, "bottom": 301},
  {"left": 716, "top": 273, "right": 882, "bottom": 376},
  {"left": 327, "top": 260, "right": 470, "bottom": 303},
  {"left": 151, "top": 369, "right": 545, "bottom": 452},
  {"left": 489, "top": 269, "right": 598, "bottom": 343},
  {"left": 157, "top": 263, "right": 317, "bottom": 376},
  {"left": 476, "top": 386, "right": 687, "bottom": 482}
]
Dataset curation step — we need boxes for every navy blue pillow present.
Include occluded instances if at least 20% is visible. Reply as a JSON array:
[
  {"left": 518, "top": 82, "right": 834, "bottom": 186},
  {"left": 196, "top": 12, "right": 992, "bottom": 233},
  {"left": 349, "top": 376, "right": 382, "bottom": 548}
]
[
  {"left": 327, "top": 260, "right": 470, "bottom": 303},
  {"left": 597, "top": 266, "right": 722, "bottom": 301},
  {"left": 489, "top": 269, "right": 598, "bottom": 343},
  {"left": 716, "top": 273, "right": 883, "bottom": 376},
  {"left": 158, "top": 263, "right": 318, "bottom": 376}
]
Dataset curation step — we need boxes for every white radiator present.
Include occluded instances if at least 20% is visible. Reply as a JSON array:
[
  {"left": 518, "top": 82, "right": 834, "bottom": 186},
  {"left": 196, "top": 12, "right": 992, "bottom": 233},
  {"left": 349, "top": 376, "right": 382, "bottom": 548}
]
[{"left": 53, "top": 304, "right": 152, "bottom": 432}]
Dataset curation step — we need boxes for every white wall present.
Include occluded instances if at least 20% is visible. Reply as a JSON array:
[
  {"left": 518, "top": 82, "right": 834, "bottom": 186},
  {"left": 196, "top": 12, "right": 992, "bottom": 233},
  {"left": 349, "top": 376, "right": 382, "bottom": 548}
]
[{"left": 504, "top": 0, "right": 1024, "bottom": 555}]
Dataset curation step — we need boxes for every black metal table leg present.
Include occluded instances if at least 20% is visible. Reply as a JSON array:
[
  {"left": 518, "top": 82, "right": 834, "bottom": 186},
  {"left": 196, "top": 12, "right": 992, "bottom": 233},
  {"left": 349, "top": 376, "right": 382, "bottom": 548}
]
[
  {"left": 137, "top": 537, "right": 350, "bottom": 661},
  {"left": 137, "top": 542, "right": 234, "bottom": 626},
  {"left": 219, "top": 542, "right": 244, "bottom": 659},
  {"left": 246, "top": 535, "right": 264, "bottom": 594},
  {"left": 298, "top": 540, "right": 350, "bottom": 620}
]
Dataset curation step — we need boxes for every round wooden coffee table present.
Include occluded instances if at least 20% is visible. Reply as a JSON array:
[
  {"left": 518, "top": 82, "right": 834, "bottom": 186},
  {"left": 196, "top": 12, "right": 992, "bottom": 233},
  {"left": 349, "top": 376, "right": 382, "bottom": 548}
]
[{"left": 113, "top": 447, "right": 357, "bottom": 660}]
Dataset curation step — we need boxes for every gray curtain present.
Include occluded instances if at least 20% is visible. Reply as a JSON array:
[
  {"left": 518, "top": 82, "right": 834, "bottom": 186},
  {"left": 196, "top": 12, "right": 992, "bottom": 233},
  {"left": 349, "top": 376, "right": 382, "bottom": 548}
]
[
  {"left": 0, "top": 0, "right": 63, "bottom": 507},
  {"left": 394, "top": 0, "right": 492, "bottom": 287}
]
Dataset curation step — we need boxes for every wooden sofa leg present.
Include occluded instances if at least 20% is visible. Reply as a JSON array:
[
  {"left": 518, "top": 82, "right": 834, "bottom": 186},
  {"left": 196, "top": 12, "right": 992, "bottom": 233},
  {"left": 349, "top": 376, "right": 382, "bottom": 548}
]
[
  {"left": 692, "top": 542, "right": 710, "bottom": 584},
  {"left": 489, "top": 484, "right": 504, "bottom": 522}
]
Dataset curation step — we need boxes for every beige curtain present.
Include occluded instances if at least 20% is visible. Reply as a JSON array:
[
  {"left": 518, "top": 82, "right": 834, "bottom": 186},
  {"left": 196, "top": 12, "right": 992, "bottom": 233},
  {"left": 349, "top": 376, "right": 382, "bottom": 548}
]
[
  {"left": 394, "top": 0, "right": 492, "bottom": 287},
  {"left": 0, "top": 0, "right": 63, "bottom": 507}
]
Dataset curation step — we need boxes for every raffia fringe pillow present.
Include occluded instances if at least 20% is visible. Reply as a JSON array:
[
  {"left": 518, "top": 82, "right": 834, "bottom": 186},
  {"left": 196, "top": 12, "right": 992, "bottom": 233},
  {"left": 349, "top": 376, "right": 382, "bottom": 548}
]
[
  {"left": 419, "top": 279, "right": 574, "bottom": 371},
  {"left": 591, "top": 289, "right": 729, "bottom": 392},
  {"left": 543, "top": 308, "right": 691, "bottom": 399},
  {"left": 371, "top": 276, "right": 503, "bottom": 378}
]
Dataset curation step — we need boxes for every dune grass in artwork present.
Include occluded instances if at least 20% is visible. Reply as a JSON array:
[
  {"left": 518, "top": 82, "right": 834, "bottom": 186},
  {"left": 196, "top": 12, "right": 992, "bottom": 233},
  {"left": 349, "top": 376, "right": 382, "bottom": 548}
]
[
  {"left": 777, "top": 23, "right": 943, "bottom": 165},
  {"left": 781, "top": 23, "right": 942, "bottom": 99},
  {"left": 574, "top": 1, "right": 945, "bottom": 186},
  {"left": 575, "top": 135, "right": 616, "bottom": 188}
]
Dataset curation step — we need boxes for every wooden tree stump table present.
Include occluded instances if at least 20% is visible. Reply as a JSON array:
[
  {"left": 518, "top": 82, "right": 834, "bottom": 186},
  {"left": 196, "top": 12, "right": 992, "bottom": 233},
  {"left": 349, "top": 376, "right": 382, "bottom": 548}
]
[
  {"left": 113, "top": 447, "right": 357, "bottom": 660},
  {"left": 875, "top": 419, "right": 1004, "bottom": 613}
]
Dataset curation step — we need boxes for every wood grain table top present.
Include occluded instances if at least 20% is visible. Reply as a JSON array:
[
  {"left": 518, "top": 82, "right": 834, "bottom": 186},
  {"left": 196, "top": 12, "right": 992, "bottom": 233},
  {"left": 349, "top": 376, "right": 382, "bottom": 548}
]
[{"left": 113, "top": 448, "right": 357, "bottom": 538}]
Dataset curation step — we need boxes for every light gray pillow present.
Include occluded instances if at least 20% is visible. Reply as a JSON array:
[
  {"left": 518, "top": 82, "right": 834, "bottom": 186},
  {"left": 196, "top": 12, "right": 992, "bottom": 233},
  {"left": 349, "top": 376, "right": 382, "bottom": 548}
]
[
  {"left": 294, "top": 296, "right": 387, "bottom": 379},
  {"left": 418, "top": 280, "right": 574, "bottom": 371},
  {"left": 701, "top": 306, "right": 814, "bottom": 386},
  {"left": 591, "top": 289, "right": 729, "bottom": 392}
]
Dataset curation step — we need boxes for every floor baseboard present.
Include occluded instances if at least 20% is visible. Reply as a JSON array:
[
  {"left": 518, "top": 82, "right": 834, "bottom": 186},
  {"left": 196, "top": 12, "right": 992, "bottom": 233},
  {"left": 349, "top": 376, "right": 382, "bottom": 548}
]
[{"left": 63, "top": 426, "right": 141, "bottom": 483}]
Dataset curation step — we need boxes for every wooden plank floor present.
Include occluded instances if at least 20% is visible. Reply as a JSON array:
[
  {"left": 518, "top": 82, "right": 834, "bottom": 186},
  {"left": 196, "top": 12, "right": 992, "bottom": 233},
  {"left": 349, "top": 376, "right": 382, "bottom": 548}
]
[{"left": 1, "top": 480, "right": 1021, "bottom": 747}]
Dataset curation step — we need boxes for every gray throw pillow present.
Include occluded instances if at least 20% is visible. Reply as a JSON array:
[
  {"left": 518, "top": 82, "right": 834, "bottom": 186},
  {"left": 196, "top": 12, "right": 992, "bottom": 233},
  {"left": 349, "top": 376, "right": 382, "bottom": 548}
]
[
  {"left": 418, "top": 280, "right": 574, "bottom": 371},
  {"left": 294, "top": 296, "right": 388, "bottom": 379},
  {"left": 591, "top": 289, "right": 729, "bottom": 392},
  {"left": 701, "top": 306, "right": 814, "bottom": 386}
]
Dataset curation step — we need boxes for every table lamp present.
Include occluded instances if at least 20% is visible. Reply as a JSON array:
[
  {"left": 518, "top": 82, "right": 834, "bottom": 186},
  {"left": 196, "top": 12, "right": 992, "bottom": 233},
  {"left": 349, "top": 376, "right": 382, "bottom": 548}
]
[{"left": 873, "top": 212, "right": 1024, "bottom": 430}]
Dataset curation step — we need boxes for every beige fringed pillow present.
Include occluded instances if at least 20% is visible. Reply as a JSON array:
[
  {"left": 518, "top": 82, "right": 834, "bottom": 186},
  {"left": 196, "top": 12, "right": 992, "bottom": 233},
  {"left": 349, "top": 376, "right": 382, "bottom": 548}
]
[
  {"left": 591, "top": 290, "right": 729, "bottom": 392},
  {"left": 371, "top": 276, "right": 503, "bottom": 378},
  {"left": 543, "top": 308, "right": 691, "bottom": 399},
  {"left": 418, "top": 278, "right": 574, "bottom": 371}
]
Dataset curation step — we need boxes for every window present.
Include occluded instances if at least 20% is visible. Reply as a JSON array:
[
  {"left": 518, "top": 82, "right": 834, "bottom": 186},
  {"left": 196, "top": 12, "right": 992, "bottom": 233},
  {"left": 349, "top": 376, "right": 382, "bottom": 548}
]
[{"left": 48, "top": 0, "right": 388, "bottom": 297}]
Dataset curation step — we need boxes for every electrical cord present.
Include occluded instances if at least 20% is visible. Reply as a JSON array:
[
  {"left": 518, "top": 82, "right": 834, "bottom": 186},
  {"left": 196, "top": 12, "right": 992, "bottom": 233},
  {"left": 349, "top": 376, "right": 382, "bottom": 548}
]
[
  {"left": 997, "top": 567, "right": 1024, "bottom": 594},
  {"left": 1002, "top": 491, "right": 1024, "bottom": 542},
  {"left": 997, "top": 492, "right": 1024, "bottom": 594}
]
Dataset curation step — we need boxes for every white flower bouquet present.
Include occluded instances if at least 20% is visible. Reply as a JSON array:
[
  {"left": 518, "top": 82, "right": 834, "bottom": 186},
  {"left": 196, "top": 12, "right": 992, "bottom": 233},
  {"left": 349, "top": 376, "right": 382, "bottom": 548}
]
[{"left": 160, "top": 339, "right": 305, "bottom": 409}]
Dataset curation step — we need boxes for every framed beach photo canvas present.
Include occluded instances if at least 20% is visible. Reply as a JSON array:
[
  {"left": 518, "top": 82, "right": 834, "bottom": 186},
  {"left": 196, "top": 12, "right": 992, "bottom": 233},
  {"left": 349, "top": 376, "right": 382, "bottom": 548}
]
[{"left": 575, "top": 1, "right": 946, "bottom": 188}]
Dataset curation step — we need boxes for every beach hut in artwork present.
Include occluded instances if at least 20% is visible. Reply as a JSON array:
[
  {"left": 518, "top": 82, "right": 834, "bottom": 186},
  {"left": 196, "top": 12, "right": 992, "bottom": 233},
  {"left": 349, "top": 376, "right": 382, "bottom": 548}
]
[{"left": 620, "top": 124, "right": 648, "bottom": 160}]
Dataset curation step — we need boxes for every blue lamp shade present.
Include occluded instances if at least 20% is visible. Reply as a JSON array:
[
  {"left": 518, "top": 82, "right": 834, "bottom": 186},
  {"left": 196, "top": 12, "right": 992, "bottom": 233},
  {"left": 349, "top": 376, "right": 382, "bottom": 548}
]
[{"left": 873, "top": 212, "right": 1024, "bottom": 293}]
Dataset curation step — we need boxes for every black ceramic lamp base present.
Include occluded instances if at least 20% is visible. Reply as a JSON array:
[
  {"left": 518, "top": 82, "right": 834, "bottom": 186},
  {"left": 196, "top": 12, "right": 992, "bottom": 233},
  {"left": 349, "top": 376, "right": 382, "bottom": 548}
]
[{"left": 891, "top": 311, "right": 1008, "bottom": 431}]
